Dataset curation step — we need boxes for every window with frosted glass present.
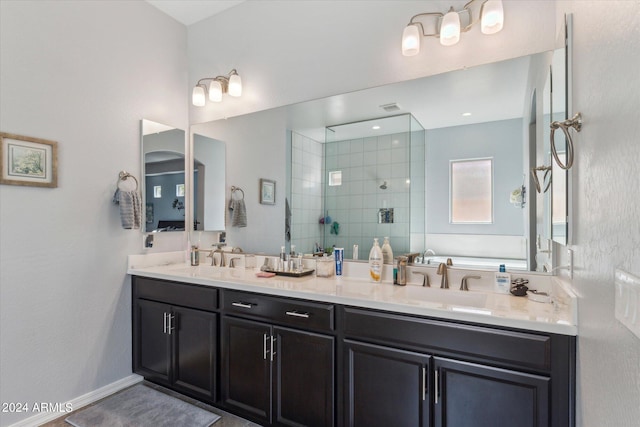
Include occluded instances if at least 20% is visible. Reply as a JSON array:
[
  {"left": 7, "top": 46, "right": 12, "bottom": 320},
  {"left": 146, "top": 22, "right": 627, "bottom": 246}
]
[{"left": 450, "top": 158, "right": 493, "bottom": 223}]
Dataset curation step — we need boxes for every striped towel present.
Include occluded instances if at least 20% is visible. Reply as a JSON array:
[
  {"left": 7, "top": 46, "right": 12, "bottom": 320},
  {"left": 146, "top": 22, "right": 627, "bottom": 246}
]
[
  {"left": 229, "top": 197, "right": 247, "bottom": 228},
  {"left": 114, "top": 189, "right": 142, "bottom": 230}
]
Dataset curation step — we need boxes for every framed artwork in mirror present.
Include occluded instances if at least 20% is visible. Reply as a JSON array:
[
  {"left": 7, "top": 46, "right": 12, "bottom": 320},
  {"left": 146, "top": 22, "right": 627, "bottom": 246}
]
[
  {"left": 260, "top": 178, "right": 275, "bottom": 205},
  {"left": 0, "top": 132, "right": 58, "bottom": 188}
]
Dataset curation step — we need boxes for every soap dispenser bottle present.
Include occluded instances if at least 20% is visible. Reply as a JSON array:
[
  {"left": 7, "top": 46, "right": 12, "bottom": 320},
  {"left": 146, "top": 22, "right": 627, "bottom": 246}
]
[
  {"left": 369, "top": 238, "right": 383, "bottom": 283},
  {"left": 381, "top": 237, "right": 394, "bottom": 264}
]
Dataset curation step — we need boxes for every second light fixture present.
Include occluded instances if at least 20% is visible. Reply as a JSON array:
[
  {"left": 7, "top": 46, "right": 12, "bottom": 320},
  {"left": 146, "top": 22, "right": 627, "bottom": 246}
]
[
  {"left": 402, "top": 0, "right": 504, "bottom": 56},
  {"left": 192, "top": 69, "right": 242, "bottom": 106}
]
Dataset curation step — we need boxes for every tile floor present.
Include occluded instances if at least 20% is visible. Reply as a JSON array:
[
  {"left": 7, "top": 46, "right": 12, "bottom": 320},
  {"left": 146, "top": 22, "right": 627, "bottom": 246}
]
[{"left": 40, "top": 381, "right": 260, "bottom": 427}]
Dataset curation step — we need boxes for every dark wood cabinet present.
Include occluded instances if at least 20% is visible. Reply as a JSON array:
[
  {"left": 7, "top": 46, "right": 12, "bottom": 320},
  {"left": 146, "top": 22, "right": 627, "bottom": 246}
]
[
  {"left": 342, "top": 307, "right": 574, "bottom": 427},
  {"left": 274, "top": 326, "right": 334, "bottom": 427},
  {"left": 221, "top": 291, "right": 335, "bottom": 426},
  {"left": 221, "top": 316, "right": 272, "bottom": 420},
  {"left": 343, "top": 340, "right": 431, "bottom": 427},
  {"left": 132, "top": 276, "right": 574, "bottom": 427},
  {"left": 134, "top": 299, "right": 171, "bottom": 384},
  {"left": 132, "top": 278, "right": 218, "bottom": 403},
  {"left": 433, "top": 357, "right": 550, "bottom": 427}
]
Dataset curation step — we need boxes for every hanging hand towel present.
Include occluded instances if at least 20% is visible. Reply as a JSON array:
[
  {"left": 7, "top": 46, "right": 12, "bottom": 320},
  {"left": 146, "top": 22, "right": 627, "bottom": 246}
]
[
  {"left": 229, "top": 195, "right": 247, "bottom": 227},
  {"left": 114, "top": 188, "right": 142, "bottom": 230}
]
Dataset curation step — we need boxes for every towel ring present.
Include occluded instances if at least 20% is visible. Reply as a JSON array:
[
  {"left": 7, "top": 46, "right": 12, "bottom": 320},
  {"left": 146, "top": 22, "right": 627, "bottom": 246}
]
[
  {"left": 231, "top": 186, "right": 244, "bottom": 199},
  {"left": 550, "top": 112, "right": 582, "bottom": 170},
  {"left": 117, "top": 171, "right": 139, "bottom": 191},
  {"left": 531, "top": 165, "right": 552, "bottom": 194}
]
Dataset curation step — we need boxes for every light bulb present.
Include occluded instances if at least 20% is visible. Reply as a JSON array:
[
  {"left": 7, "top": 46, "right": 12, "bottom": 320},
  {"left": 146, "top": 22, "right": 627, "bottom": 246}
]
[
  {"left": 192, "top": 85, "right": 206, "bottom": 106},
  {"left": 228, "top": 74, "right": 242, "bottom": 97},
  {"left": 481, "top": 0, "right": 504, "bottom": 34},
  {"left": 440, "top": 9, "right": 460, "bottom": 46},
  {"left": 402, "top": 24, "right": 421, "bottom": 56},
  {"left": 209, "top": 80, "right": 223, "bottom": 102}
]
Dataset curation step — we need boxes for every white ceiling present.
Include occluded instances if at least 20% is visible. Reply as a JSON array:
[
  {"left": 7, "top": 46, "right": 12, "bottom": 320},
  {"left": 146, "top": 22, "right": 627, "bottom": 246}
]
[{"left": 146, "top": 0, "right": 244, "bottom": 26}]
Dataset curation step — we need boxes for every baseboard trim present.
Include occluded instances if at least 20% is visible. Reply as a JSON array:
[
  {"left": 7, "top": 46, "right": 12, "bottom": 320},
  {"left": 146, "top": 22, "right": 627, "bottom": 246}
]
[{"left": 8, "top": 374, "right": 143, "bottom": 427}]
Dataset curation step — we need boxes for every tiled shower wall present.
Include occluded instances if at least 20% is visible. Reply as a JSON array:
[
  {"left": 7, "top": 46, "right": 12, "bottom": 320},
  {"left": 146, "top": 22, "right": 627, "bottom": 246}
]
[
  {"left": 291, "top": 132, "right": 324, "bottom": 253},
  {"left": 324, "top": 132, "right": 413, "bottom": 259}
]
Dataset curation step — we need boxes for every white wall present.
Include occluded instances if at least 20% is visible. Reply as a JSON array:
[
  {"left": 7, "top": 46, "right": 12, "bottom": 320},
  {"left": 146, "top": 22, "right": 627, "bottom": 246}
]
[
  {"left": 0, "top": 1, "right": 188, "bottom": 426},
  {"left": 188, "top": 0, "right": 558, "bottom": 124},
  {"left": 555, "top": 2, "right": 640, "bottom": 426}
]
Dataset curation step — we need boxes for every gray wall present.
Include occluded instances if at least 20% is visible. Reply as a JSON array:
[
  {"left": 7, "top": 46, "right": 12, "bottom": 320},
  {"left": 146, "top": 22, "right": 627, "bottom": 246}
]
[{"left": 426, "top": 118, "right": 524, "bottom": 236}]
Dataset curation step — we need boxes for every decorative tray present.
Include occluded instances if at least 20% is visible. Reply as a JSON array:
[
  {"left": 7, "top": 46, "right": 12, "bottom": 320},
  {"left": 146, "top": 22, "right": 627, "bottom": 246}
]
[{"left": 263, "top": 268, "right": 315, "bottom": 277}]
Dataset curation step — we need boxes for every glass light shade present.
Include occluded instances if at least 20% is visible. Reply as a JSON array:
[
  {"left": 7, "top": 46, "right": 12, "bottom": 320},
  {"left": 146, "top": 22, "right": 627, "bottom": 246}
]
[
  {"left": 228, "top": 74, "right": 242, "bottom": 97},
  {"left": 192, "top": 85, "right": 206, "bottom": 106},
  {"left": 481, "top": 0, "right": 504, "bottom": 34},
  {"left": 440, "top": 10, "right": 461, "bottom": 46},
  {"left": 209, "top": 80, "right": 223, "bottom": 102},
  {"left": 401, "top": 24, "right": 421, "bottom": 56}
]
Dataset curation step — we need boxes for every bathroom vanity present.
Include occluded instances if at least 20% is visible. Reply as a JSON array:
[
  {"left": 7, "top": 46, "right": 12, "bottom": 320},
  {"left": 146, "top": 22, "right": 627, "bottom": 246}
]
[{"left": 129, "top": 254, "right": 576, "bottom": 427}]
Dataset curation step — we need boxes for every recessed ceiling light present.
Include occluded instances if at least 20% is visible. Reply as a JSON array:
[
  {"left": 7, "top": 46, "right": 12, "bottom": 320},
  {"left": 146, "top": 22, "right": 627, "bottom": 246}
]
[
  {"left": 372, "top": 125, "right": 381, "bottom": 130},
  {"left": 462, "top": 112, "right": 472, "bottom": 117}
]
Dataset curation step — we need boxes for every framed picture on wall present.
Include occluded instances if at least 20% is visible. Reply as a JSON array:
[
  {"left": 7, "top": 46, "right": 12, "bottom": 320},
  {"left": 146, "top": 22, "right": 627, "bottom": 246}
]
[
  {"left": 0, "top": 132, "right": 58, "bottom": 188},
  {"left": 260, "top": 178, "right": 275, "bottom": 205}
]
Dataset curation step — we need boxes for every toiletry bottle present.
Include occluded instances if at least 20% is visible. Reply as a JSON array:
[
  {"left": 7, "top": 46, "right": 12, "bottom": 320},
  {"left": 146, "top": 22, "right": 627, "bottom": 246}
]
[
  {"left": 494, "top": 264, "right": 511, "bottom": 294},
  {"left": 381, "top": 237, "right": 394, "bottom": 264},
  {"left": 280, "top": 246, "right": 286, "bottom": 271},
  {"left": 369, "top": 238, "right": 383, "bottom": 283}
]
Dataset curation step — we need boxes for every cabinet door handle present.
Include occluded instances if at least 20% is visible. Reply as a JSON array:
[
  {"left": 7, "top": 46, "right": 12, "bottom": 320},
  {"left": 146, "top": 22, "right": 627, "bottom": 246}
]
[
  {"left": 167, "top": 313, "right": 175, "bottom": 335},
  {"left": 435, "top": 368, "right": 440, "bottom": 405},
  {"left": 285, "top": 310, "right": 310, "bottom": 318},
  {"left": 263, "top": 333, "right": 269, "bottom": 360},
  {"left": 422, "top": 367, "right": 427, "bottom": 401},
  {"left": 270, "top": 336, "right": 276, "bottom": 362},
  {"left": 163, "top": 312, "right": 168, "bottom": 334},
  {"left": 232, "top": 302, "right": 254, "bottom": 309}
]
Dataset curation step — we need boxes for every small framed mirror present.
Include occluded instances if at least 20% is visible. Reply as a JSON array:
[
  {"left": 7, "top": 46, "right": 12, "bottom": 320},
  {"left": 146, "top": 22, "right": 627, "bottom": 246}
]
[{"left": 141, "top": 119, "right": 186, "bottom": 233}]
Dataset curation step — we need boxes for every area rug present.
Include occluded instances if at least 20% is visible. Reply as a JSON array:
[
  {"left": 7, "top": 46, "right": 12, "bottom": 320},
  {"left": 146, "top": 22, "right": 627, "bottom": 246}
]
[{"left": 65, "top": 384, "right": 221, "bottom": 427}]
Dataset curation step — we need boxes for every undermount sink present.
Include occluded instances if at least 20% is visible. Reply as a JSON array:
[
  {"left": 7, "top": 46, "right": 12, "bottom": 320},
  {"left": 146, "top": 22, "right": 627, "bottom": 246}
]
[{"left": 400, "top": 286, "right": 488, "bottom": 308}]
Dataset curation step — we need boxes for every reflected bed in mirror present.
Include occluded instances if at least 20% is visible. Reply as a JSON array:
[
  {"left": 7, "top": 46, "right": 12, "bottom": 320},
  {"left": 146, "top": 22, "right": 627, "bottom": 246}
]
[{"left": 141, "top": 119, "right": 186, "bottom": 233}]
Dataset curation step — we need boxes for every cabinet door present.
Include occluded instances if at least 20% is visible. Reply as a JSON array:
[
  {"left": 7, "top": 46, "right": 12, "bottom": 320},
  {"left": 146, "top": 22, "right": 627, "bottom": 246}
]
[
  {"left": 133, "top": 299, "right": 171, "bottom": 385},
  {"left": 434, "top": 357, "right": 550, "bottom": 427},
  {"left": 273, "top": 327, "right": 335, "bottom": 427},
  {"left": 221, "top": 316, "right": 272, "bottom": 423},
  {"left": 172, "top": 306, "right": 217, "bottom": 403},
  {"left": 344, "top": 340, "right": 431, "bottom": 427}
]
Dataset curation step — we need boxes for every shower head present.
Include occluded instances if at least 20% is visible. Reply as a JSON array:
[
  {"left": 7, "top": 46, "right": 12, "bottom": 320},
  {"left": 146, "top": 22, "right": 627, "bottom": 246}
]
[{"left": 379, "top": 181, "right": 388, "bottom": 190}]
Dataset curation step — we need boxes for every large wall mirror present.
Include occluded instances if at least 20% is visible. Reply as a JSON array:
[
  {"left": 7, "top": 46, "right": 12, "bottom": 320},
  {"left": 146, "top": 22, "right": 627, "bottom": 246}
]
[
  {"left": 141, "top": 119, "right": 186, "bottom": 233},
  {"left": 190, "top": 34, "right": 570, "bottom": 272}
]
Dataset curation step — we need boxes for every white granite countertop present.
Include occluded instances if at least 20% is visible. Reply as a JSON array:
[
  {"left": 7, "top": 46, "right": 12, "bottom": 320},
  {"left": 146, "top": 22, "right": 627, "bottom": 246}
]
[{"left": 128, "top": 252, "right": 577, "bottom": 336}]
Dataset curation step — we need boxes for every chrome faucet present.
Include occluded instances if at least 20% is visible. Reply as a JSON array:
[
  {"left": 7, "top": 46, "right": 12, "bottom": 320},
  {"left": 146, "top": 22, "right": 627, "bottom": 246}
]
[
  {"left": 460, "top": 275, "right": 481, "bottom": 291},
  {"left": 422, "top": 249, "right": 436, "bottom": 264},
  {"left": 229, "top": 257, "right": 242, "bottom": 268},
  {"left": 413, "top": 271, "right": 431, "bottom": 287},
  {"left": 200, "top": 249, "right": 215, "bottom": 266},
  {"left": 436, "top": 263, "right": 449, "bottom": 289},
  {"left": 213, "top": 246, "right": 226, "bottom": 267}
]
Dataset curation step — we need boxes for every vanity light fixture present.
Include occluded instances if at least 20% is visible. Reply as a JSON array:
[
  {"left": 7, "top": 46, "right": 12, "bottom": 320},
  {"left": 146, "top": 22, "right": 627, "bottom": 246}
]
[
  {"left": 192, "top": 69, "right": 242, "bottom": 106},
  {"left": 401, "top": 0, "right": 504, "bottom": 56}
]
